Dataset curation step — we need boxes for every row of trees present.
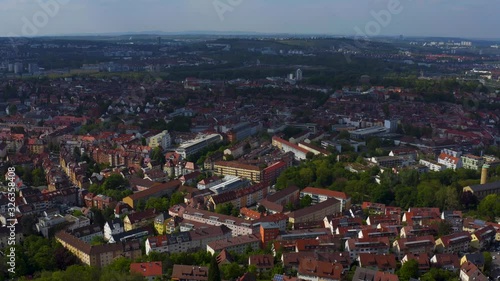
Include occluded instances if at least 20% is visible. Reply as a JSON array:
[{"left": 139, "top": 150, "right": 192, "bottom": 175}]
[
  {"left": 275, "top": 154, "right": 498, "bottom": 214},
  {"left": 14, "top": 166, "right": 47, "bottom": 187},
  {"left": 135, "top": 192, "right": 185, "bottom": 213},
  {"left": 88, "top": 174, "right": 132, "bottom": 201},
  {"left": 0, "top": 235, "right": 78, "bottom": 279}
]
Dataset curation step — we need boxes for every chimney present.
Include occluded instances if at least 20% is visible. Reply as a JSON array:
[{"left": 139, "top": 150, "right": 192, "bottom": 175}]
[{"left": 481, "top": 164, "right": 490, "bottom": 185}]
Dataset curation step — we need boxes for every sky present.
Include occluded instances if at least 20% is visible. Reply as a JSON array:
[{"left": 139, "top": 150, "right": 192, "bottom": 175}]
[{"left": 0, "top": 0, "right": 499, "bottom": 38}]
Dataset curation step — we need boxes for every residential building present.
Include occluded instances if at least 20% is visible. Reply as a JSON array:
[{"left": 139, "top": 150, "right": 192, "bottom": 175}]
[
  {"left": 263, "top": 185, "right": 300, "bottom": 207},
  {"left": 145, "top": 225, "right": 232, "bottom": 255},
  {"left": 197, "top": 176, "right": 223, "bottom": 190},
  {"left": 147, "top": 130, "right": 171, "bottom": 149},
  {"left": 153, "top": 212, "right": 171, "bottom": 235},
  {"left": 437, "top": 149, "right": 462, "bottom": 170},
  {"left": 272, "top": 136, "right": 309, "bottom": 160},
  {"left": 463, "top": 180, "right": 500, "bottom": 200},
  {"left": 392, "top": 235, "right": 435, "bottom": 260},
  {"left": 226, "top": 122, "right": 263, "bottom": 142},
  {"left": 369, "top": 156, "right": 404, "bottom": 168},
  {"left": 123, "top": 209, "right": 158, "bottom": 231},
  {"left": 459, "top": 261, "right": 487, "bottom": 281},
  {"left": 108, "top": 226, "right": 154, "bottom": 244},
  {"left": 288, "top": 198, "right": 342, "bottom": 226},
  {"left": 419, "top": 159, "right": 445, "bottom": 172},
  {"left": 208, "top": 175, "right": 248, "bottom": 194},
  {"left": 352, "top": 267, "right": 400, "bottom": 281},
  {"left": 122, "top": 180, "right": 181, "bottom": 209},
  {"left": 435, "top": 232, "right": 471, "bottom": 254},
  {"left": 206, "top": 234, "right": 261, "bottom": 255},
  {"left": 300, "top": 187, "right": 351, "bottom": 211},
  {"left": 402, "top": 253, "right": 431, "bottom": 273},
  {"left": 171, "top": 264, "right": 208, "bottom": 281},
  {"left": 297, "top": 257, "right": 343, "bottom": 281},
  {"left": 461, "top": 154, "right": 485, "bottom": 171},
  {"left": 130, "top": 262, "right": 163, "bottom": 281},
  {"left": 430, "top": 254, "right": 460, "bottom": 272},
  {"left": 249, "top": 254, "right": 274, "bottom": 272},
  {"left": 55, "top": 231, "right": 142, "bottom": 267},
  {"left": 441, "top": 211, "right": 463, "bottom": 233},
  {"left": 460, "top": 253, "right": 485, "bottom": 271},
  {"left": 259, "top": 222, "right": 280, "bottom": 246},
  {"left": 208, "top": 182, "right": 269, "bottom": 210},
  {"left": 401, "top": 226, "right": 437, "bottom": 240},
  {"left": 253, "top": 213, "right": 289, "bottom": 232},
  {"left": 181, "top": 206, "right": 253, "bottom": 236},
  {"left": 213, "top": 161, "right": 263, "bottom": 183},
  {"left": 69, "top": 224, "right": 103, "bottom": 243},
  {"left": 358, "top": 253, "right": 397, "bottom": 273},
  {"left": 262, "top": 161, "right": 289, "bottom": 184},
  {"left": 349, "top": 126, "right": 388, "bottom": 140},
  {"left": 470, "top": 225, "right": 496, "bottom": 250},
  {"left": 104, "top": 219, "right": 124, "bottom": 241},
  {"left": 175, "top": 134, "right": 222, "bottom": 158},
  {"left": 345, "top": 237, "right": 391, "bottom": 260}
]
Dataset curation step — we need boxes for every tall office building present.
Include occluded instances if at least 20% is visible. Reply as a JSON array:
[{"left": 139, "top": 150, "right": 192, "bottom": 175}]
[{"left": 296, "top": 69, "right": 303, "bottom": 81}]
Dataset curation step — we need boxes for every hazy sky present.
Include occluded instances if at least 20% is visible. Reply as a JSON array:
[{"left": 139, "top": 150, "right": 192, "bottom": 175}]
[{"left": 1, "top": 0, "right": 499, "bottom": 38}]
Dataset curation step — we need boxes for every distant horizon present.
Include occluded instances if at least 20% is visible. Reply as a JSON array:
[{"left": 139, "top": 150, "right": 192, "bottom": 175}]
[
  {"left": 2, "top": 30, "right": 500, "bottom": 42},
  {"left": 1, "top": 0, "right": 499, "bottom": 39}
]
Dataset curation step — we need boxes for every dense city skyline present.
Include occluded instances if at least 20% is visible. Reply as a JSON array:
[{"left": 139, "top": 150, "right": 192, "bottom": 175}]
[{"left": 1, "top": 0, "right": 499, "bottom": 38}]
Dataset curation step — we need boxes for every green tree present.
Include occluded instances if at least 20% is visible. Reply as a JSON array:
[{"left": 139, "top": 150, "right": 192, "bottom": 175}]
[
  {"left": 257, "top": 205, "right": 267, "bottom": 214},
  {"left": 215, "top": 203, "right": 236, "bottom": 216},
  {"left": 220, "top": 263, "right": 245, "bottom": 280},
  {"left": 435, "top": 220, "right": 453, "bottom": 237},
  {"left": 208, "top": 255, "right": 221, "bottom": 281},
  {"left": 398, "top": 259, "right": 420, "bottom": 281},
  {"left": 7, "top": 104, "right": 17, "bottom": 115},
  {"left": 299, "top": 195, "right": 313, "bottom": 209},
  {"left": 90, "top": 236, "right": 106, "bottom": 246},
  {"left": 33, "top": 245, "right": 57, "bottom": 271},
  {"left": 477, "top": 194, "right": 500, "bottom": 221},
  {"left": 306, "top": 152, "right": 315, "bottom": 160},
  {"left": 102, "top": 174, "right": 128, "bottom": 190},
  {"left": 170, "top": 192, "right": 185, "bottom": 207},
  {"left": 483, "top": 252, "right": 493, "bottom": 275},
  {"left": 106, "top": 257, "right": 132, "bottom": 273},
  {"left": 151, "top": 147, "right": 166, "bottom": 165},
  {"left": 145, "top": 197, "right": 170, "bottom": 212},
  {"left": 420, "top": 268, "right": 458, "bottom": 281}
]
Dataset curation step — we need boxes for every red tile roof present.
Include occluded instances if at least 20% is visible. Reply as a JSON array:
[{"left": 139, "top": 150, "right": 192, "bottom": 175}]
[{"left": 130, "top": 262, "right": 163, "bottom": 277}]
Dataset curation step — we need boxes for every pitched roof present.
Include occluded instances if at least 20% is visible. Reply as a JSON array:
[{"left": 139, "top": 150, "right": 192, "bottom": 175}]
[
  {"left": 288, "top": 198, "right": 341, "bottom": 219},
  {"left": 171, "top": 264, "right": 208, "bottom": 281},
  {"left": 130, "top": 262, "right": 163, "bottom": 277},
  {"left": 467, "top": 180, "right": 500, "bottom": 193},
  {"left": 126, "top": 180, "right": 181, "bottom": 201},
  {"left": 301, "top": 187, "right": 348, "bottom": 200},
  {"left": 460, "top": 261, "right": 488, "bottom": 281},
  {"left": 266, "top": 185, "right": 300, "bottom": 203},
  {"left": 439, "top": 231, "right": 471, "bottom": 247},
  {"left": 358, "top": 253, "right": 397, "bottom": 271},
  {"left": 298, "top": 257, "right": 343, "bottom": 280}
]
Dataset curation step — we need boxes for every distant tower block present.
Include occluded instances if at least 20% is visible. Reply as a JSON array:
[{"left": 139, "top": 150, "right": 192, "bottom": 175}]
[
  {"left": 481, "top": 164, "right": 490, "bottom": 185},
  {"left": 296, "top": 69, "right": 303, "bottom": 81}
]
